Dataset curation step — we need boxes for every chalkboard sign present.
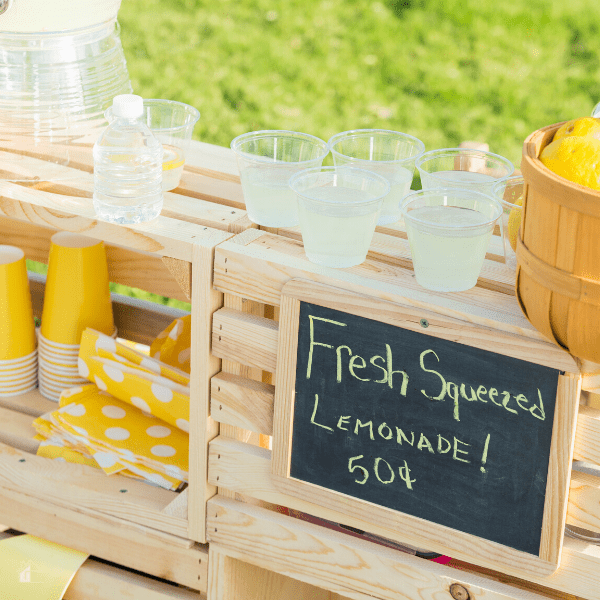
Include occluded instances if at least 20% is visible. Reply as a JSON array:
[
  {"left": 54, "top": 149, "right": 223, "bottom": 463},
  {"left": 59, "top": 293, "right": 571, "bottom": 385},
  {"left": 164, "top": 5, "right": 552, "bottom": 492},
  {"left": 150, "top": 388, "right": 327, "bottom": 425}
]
[{"left": 272, "top": 280, "right": 580, "bottom": 575}]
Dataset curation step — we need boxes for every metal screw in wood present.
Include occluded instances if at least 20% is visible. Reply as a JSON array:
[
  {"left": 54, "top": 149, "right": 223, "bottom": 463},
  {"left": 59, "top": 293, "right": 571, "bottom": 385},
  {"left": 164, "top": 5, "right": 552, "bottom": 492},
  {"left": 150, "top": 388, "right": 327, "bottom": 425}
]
[{"left": 449, "top": 583, "right": 470, "bottom": 600}]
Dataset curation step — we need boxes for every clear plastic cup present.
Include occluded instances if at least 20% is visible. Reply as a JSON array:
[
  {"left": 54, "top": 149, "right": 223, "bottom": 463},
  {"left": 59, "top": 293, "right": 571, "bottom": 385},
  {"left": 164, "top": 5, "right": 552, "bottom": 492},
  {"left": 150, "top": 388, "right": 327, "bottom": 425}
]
[
  {"left": 41, "top": 232, "right": 114, "bottom": 345},
  {"left": 106, "top": 99, "right": 200, "bottom": 192},
  {"left": 416, "top": 148, "right": 514, "bottom": 195},
  {"left": 328, "top": 129, "right": 424, "bottom": 225},
  {"left": 0, "top": 246, "right": 36, "bottom": 360},
  {"left": 400, "top": 189, "right": 502, "bottom": 292},
  {"left": 492, "top": 176, "right": 524, "bottom": 269},
  {"left": 231, "top": 130, "right": 329, "bottom": 227},
  {"left": 289, "top": 166, "right": 390, "bottom": 268}
]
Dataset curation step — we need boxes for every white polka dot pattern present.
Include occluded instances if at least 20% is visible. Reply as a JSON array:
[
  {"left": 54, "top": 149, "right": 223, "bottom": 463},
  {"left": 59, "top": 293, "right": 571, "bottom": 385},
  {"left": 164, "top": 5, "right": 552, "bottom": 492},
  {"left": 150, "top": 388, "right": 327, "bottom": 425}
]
[
  {"left": 105, "top": 427, "right": 130, "bottom": 441},
  {"left": 78, "top": 357, "right": 90, "bottom": 378},
  {"left": 94, "top": 375, "right": 107, "bottom": 391},
  {"left": 103, "top": 364, "right": 125, "bottom": 382},
  {"left": 151, "top": 444, "right": 176, "bottom": 457},
  {"left": 95, "top": 451, "right": 118, "bottom": 468},
  {"left": 146, "top": 425, "right": 171, "bottom": 438},
  {"left": 102, "top": 405, "right": 126, "bottom": 419},
  {"left": 130, "top": 396, "right": 152, "bottom": 414},
  {"left": 62, "top": 403, "right": 86, "bottom": 417},
  {"left": 176, "top": 418, "right": 189, "bottom": 433},
  {"left": 151, "top": 383, "right": 173, "bottom": 403},
  {"left": 96, "top": 337, "right": 117, "bottom": 354}
]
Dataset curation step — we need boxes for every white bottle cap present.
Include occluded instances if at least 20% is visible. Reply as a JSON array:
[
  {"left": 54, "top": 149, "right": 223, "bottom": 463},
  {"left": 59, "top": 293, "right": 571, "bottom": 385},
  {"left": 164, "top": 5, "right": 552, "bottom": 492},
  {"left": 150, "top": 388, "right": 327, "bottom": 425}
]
[{"left": 112, "top": 94, "right": 144, "bottom": 119}]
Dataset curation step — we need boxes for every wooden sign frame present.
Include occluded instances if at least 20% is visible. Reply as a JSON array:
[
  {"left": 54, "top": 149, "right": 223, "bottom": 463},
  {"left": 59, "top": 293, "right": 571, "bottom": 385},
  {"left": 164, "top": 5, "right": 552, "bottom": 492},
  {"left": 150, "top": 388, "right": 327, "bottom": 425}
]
[{"left": 271, "top": 279, "right": 581, "bottom": 577}]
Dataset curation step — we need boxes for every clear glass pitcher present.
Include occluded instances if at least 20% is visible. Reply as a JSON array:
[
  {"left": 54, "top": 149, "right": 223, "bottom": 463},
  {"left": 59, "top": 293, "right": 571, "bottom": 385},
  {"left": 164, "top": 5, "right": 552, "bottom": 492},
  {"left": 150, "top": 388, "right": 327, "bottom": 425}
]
[{"left": 0, "top": 0, "right": 132, "bottom": 179}]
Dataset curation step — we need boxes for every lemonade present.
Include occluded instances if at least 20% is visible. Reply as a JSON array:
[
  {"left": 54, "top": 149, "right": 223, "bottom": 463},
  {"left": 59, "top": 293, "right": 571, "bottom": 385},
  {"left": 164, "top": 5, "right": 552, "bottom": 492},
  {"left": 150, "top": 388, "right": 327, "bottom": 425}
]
[
  {"left": 240, "top": 166, "right": 299, "bottom": 227},
  {"left": 161, "top": 144, "right": 185, "bottom": 191},
  {"left": 297, "top": 187, "right": 381, "bottom": 268},
  {"left": 421, "top": 169, "right": 498, "bottom": 194},
  {"left": 378, "top": 166, "right": 413, "bottom": 224},
  {"left": 404, "top": 204, "right": 496, "bottom": 292}
]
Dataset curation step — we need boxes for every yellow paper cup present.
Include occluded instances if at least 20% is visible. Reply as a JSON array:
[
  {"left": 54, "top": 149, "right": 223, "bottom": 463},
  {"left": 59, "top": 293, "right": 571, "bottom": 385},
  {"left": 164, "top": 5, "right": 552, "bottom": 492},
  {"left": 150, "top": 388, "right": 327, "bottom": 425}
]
[
  {"left": 0, "top": 246, "right": 36, "bottom": 360},
  {"left": 41, "top": 233, "right": 114, "bottom": 345}
]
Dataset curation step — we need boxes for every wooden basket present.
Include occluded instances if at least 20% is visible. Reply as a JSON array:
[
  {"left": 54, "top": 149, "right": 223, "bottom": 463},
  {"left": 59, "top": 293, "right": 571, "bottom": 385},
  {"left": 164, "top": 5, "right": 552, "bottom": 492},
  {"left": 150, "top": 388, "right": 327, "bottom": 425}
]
[{"left": 518, "top": 122, "right": 600, "bottom": 363}]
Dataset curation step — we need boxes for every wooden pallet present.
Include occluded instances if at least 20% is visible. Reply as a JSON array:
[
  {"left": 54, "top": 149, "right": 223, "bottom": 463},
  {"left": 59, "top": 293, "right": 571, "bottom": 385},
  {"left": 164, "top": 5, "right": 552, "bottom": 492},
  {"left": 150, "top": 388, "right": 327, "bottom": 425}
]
[
  {"left": 0, "top": 140, "right": 253, "bottom": 590},
  {"left": 203, "top": 187, "right": 600, "bottom": 599}
]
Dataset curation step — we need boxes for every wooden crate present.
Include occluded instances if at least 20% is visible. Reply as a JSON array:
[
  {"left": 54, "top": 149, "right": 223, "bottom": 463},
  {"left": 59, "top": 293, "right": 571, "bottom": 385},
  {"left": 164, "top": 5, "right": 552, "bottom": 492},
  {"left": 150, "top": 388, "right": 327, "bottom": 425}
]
[
  {"left": 205, "top": 208, "right": 600, "bottom": 599},
  {"left": 0, "top": 140, "right": 253, "bottom": 590}
]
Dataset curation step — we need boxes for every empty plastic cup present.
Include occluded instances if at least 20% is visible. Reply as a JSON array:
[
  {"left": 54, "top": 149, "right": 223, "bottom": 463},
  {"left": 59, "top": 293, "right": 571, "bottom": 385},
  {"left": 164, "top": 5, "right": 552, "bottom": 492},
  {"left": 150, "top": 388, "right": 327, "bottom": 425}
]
[
  {"left": 0, "top": 246, "right": 36, "bottom": 360},
  {"left": 400, "top": 189, "right": 502, "bottom": 292},
  {"left": 328, "top": 129, "right": 425, "bottom": 225},
  {"left": 416, "top": 148, "right": 514, "bottom": 195},
  {"left": 493, "top": 176, "right": 524, "bottom": 268},
  {"left": 289, "top": 166, "right": 390, "bottom": 268},
  {"left": 41, "top": 232, "right": 114, "bottom": 345},
  {"left": 231, "top": 130, "right": 329, "bottom": 227},
  {"left": 106, "top": 99, "right": 200, "bottom": 191}
]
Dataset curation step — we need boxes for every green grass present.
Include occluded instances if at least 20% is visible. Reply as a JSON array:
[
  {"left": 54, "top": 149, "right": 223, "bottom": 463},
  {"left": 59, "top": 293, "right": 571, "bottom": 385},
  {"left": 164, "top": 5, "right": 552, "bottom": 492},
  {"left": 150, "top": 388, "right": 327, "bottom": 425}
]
[{"left": 119, "top": 0, "right": 600, "bottom": 168}]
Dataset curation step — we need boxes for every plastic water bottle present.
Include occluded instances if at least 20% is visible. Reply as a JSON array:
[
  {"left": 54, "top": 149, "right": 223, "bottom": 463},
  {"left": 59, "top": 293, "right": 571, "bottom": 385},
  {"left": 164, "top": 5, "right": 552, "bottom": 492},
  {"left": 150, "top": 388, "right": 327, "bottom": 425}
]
[{"left": 93, "top": 94, "right": 164, "bottom": 224}]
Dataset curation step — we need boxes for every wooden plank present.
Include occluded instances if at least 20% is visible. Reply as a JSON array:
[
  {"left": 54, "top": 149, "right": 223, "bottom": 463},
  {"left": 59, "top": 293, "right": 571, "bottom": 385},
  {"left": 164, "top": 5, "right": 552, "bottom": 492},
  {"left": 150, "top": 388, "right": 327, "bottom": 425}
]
[
  {"left": 208, "top": 544, "right": 343, "bottom": 600},
  {"left": 0, "top": 216, "right": 191, "bottom": 302},
  {"left": 208, "top": 437, "right": 600, "bottom": 598},
  {"left": 210, "top": 289, "right": 577, "bottom": 376},
  {"left": 212, "top": 230, "right": 563, "bottom": 342},
  {"left": 539, "top": 374, "right": 580, "bottom": 565},
  {"left": 574, "top": 405, "right": 600, "bottom": 465},
  {"left": 211, "top": 372, "right": 274, "bottom": 435},
  {"left": 273, "top": 228, "right": 515, "bottom": 294},
  {"left": 0, "top": 405, "right": 39, "bottom": 454},
  {"left": 66, "top": 558, "right": 201, "bottom": 600},
  {"left": 187, "top": 241, "right": 224, "bottom": 543},
  {"left": 0, "top": 437, "right": 188, "bottom": 538},
  {"left": 212, "top": 308, "right": 279, "bottom": 374},
  {"left": 0, "top": 388, "right": 57, "bottom": 417},
  {"left": 218, "top": 293, "right": 271, "bottom": 501},
  {"left": 566, "top": 470, "right": 600, "bottom": 534},
  {"left": 0, "top": 531, "right": 199, "bottom": 600},
  {"left": 207, "top": 496, "right": 562, "bottom": 600},
  {"left": 0, "top": 180, "right": 231, "bottom": 262},
  {"left": 0, "top": 485, "right": 206, "bottom": 591}
]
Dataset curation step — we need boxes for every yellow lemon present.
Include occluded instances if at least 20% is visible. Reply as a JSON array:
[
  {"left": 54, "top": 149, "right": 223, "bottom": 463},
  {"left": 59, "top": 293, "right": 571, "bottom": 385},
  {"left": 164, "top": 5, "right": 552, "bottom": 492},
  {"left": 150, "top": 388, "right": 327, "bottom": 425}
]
[
  {"left": 554, "top": 117, "right": 600, "bottom": 141},
  {"left": 507, "top": 198, "right": 523, "bottom": 252},
  {"left": 539, "top": 135, "right": 600, "bottom": 190}
]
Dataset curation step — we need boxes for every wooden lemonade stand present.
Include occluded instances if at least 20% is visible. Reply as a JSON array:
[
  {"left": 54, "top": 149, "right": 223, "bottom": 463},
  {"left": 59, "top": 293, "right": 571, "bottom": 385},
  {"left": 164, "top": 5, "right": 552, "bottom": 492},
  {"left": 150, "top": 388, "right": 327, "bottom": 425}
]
[{"left": 0, "top": 128, "right": 598, "bottom": 599}]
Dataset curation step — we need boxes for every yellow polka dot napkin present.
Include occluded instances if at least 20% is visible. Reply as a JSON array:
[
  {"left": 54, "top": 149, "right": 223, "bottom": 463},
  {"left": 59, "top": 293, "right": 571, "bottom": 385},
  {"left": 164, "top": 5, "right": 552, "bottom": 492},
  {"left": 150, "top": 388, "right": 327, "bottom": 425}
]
[
  {"left": 33, "top": 384, "right": 188, "bottom": 491},
  {"left": 78, "top": 329, "right": 190, "bottom": 433},
  {"left": 150, "top": 315, "right": 191, "bottom": 374}
]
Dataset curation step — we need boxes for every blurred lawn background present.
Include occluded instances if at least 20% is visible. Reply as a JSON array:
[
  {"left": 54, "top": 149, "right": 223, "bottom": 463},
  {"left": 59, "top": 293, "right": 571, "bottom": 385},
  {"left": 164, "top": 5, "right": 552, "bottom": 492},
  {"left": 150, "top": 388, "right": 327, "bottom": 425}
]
[
  {"left": 119, "top": 0, "right": 600, "bottom": 166},
  {"left": 32, "top": 0, "right": 599, "bottom": 311}
]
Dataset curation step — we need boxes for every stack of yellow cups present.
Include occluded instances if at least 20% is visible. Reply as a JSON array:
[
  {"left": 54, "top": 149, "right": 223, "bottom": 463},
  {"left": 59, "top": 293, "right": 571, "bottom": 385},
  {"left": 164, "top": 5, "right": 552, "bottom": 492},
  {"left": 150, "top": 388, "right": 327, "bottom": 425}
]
[
  {"left": 0, "top": 246, "right": 38, "bottom": 396},
  {"left": 38, "top": 232, "right": 115, "bottom": 401}
]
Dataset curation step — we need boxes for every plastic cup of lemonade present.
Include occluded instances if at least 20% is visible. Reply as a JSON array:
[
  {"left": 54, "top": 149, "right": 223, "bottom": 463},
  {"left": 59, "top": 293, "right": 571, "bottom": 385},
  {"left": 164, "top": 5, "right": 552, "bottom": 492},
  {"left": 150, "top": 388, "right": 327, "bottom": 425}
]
[
  {"left": 492, "top": 175, "right": 524, "bottom": 268},
  {"left": 328, "top": 129, "right": 424, "bottom": 225},
  {"left": 289, "top": 166, "right": 390, "bottom": 268},
  {"left": 106, "top": 99, "right": 200, "bottom": 192},
  {"left": 400, "top": 188, "right": 502, "bottom": 292},
  {"left": 231, "top": 130, "right": 329, "bottom": 227},
  {"left": 416, "top": 148, "right": 514, "bottom": 195}
]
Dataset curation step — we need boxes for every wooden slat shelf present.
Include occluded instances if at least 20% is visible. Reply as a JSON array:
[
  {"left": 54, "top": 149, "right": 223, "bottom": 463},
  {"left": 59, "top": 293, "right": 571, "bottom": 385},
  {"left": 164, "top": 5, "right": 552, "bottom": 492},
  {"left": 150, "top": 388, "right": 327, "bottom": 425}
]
[
  {"left": 0, "top": 139, "right": 252, "bottom": 592},
  {"left": 3, "top": 138, "right": 600, "bottom": 600}
]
